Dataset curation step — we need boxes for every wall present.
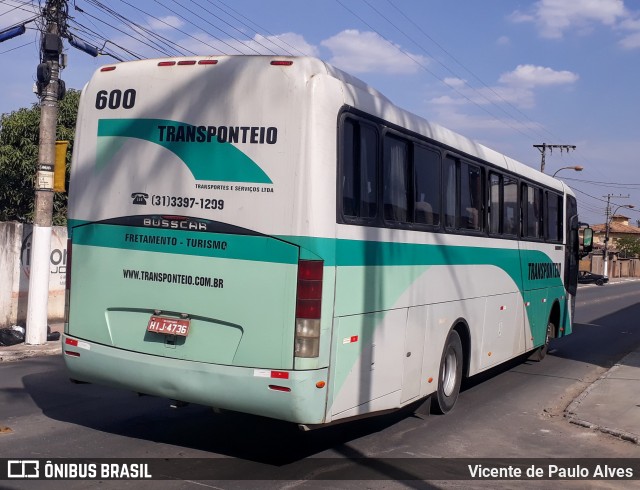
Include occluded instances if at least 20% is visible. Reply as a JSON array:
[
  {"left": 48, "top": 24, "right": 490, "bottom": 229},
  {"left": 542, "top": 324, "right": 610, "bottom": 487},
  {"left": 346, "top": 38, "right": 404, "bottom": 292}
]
[{"left": 0, "top": 222, "right": 67, "bottom": 328}]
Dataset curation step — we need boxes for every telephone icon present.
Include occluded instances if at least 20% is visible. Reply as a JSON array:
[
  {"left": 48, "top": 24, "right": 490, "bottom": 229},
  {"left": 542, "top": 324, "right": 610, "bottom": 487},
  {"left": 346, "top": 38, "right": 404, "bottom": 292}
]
[{"left": 131, "top": 192, "right": 149, "bottom": 205}]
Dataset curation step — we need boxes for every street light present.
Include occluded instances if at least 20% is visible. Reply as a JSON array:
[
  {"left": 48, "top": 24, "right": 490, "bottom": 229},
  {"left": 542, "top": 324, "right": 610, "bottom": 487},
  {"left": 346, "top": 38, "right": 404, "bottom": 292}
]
[
  {"left": 551, "top": 165, "right": 584, "bottom": 178},
  {"left": 603, "top": 204, "right": 635, "bottom": 279}
]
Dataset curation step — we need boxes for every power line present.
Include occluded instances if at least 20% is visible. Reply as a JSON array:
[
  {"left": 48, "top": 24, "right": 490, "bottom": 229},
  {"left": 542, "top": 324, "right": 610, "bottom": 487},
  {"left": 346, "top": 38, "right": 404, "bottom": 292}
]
[
  {"left": 185, "top": 0, "right": 279, "bottom": 55},
  {"left": 208, "top": 0, "right": 309, "bottom": 56},
  {"left": 0, "top": 38, "right": 30, "bottom": 53},
  {"left": 363, "top": 0, "right": 552, "bottom": 143},
  {"left": 334, "top": 0, "right": 545, "bottom": 142},
  {"left": 75, "top": 1, "right": 189, "bottom": 57},
  {"left": 563, "top": 176, "right": 640, "bottom": 188}
]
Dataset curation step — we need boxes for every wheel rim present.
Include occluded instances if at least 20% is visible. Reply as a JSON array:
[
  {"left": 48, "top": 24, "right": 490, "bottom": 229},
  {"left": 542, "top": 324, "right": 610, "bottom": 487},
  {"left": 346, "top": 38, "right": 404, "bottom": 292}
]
[{"left": 442, "top": 347, "right": 458, "bottom": 397}]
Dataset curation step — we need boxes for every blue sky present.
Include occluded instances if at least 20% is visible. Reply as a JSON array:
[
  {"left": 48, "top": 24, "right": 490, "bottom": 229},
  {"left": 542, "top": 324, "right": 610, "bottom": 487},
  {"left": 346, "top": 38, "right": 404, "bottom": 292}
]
[{"left": 1, "top": 0, "right": 639, "bottom": 226}]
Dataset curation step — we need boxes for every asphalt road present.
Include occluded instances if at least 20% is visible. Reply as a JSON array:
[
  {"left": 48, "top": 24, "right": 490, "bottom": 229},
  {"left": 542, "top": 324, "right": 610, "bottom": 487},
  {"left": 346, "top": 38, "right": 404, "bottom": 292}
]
[{"left": 1, "top": 281, "right": 640, "bottom": 489}]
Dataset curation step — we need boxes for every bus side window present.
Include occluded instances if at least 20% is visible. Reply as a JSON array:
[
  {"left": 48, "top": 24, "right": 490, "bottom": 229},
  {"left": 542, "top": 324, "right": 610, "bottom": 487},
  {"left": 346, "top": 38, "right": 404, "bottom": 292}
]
[
  {"left": 341, "top": 118, "right": 378, "bottom": 220},
  {"left": 488, "top": 172, "right": 501, "bottom": 234},
  {"left": 383, "top": 134, "right": 409, "bottom": 223},
  {"left": 444, "top": 156, "right": 457, "bottom": 229},
  {"left": 460, "top": 162, "right": 482, "bottom": 231},
  {"left": 414, "top": 145, "right": 441, "bottom": 226},
  {"left": 525, "top": 184, "right": 543, "bottom": 238},
  {"left": 546, "top": 191, "right": 562, "bottom": 242},
  {"left": 503, "top": 176, "right": 518, "bottom": 236},
  {"left": 342, "top": 119, "right": 356, "bottom": 217}
]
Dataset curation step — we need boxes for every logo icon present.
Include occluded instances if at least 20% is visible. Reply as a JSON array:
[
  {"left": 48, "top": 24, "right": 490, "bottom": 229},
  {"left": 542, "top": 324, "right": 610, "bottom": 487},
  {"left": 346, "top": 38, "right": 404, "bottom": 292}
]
[
  {"left": 7, "top": 460, "right": 39, "bottom": 479},
  {"left": 131, "top": 192, "right": 149, "bottom": 205}
]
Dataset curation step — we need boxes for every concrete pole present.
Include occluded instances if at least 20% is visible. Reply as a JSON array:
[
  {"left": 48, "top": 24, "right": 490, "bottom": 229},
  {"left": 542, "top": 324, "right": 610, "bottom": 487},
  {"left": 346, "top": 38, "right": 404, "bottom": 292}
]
[{"left": 25, "top": 2, "right": 61, "bottom": 345}]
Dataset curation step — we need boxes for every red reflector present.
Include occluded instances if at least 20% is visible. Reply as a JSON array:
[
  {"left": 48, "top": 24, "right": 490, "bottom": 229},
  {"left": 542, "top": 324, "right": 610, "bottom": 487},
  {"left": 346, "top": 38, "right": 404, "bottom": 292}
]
[
  {"left": 177, "top": 60, "right": 196, "bottom": 65},
  {"left": 296, "top": 299, "right": 322, "bottom": 319},
  {"left": 268, "top": 385, "right": 291, "bottom": 392},
  {"left": 198, "top": 60, "right": 218, "bottom": 65},
  {"left": 298, "top": 260, "right": 323, "bottom": 281},
  {"left": 296, "top": 280, "right": 322, "bottom": 300},
  {"left": 158, "top": 61, "right": 176, "bottom": 66},
  {"left": 65, "top": 338, "right": 78, "bottom": 347},
  {"left": 100, "top": 66, "right": 116, "bottom": 72},
  {"left": 271, "top": 60, "right": 293, "bottom": 66},
  {"left": 271, "top": 371, "right": 289, "bottom": 379},
  {"left": 65, "top": 351, "right": 80, "bottom": 357}
]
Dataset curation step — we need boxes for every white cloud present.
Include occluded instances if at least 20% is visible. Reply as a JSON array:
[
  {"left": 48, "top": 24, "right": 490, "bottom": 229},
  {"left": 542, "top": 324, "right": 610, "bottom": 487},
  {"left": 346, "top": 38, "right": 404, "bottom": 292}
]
[
  {"left": 321, "top": 30, "right": 427, "bottom": 74},
  {"left": 429, "top": 106, "right": 540, "bottom": 134},
  {"left": 496, "top": 35, "right": 511, "bottom": 46},
  {"left": 619, "top": 13, "right": 640, "bottom": 49},
  {"left": 146, "top": 16, "right": 185, "bottom": 31},
  {"left": 510, "top": 0, "right": 627, "bottom": 39},
  {"left": 429, "top": 65, "right": 580, "bottom": 116},
  {"left": 498, "top": 64, "right": 579, "bottom": 87},
  {"left": 620, "top": 31, "right": 640, "bottom": 49},
  {"left": 443, "top": 77, "right": 466, "bottom": 88},
  {"left": 252, "top": 33, "right": 319, "bottom": 57},
  {"left": 430, "top": 95, "right": 467, "bottom": 106}
]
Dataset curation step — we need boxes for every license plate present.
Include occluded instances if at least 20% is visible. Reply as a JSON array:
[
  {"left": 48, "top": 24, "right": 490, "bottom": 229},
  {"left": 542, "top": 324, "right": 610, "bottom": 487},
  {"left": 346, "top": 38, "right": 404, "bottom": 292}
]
[{"left": 147, "top": 316, "right": 190, "bottom": 337}]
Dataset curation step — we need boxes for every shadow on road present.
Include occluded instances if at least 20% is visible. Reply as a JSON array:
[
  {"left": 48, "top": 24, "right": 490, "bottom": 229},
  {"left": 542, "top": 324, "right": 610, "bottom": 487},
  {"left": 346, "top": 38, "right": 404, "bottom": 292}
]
[
  {"left": 550, "top": 302, "right": 640, "bottom": 369},
  {"left": 17, "top": 361, "right": 439, "bottom": 486}
]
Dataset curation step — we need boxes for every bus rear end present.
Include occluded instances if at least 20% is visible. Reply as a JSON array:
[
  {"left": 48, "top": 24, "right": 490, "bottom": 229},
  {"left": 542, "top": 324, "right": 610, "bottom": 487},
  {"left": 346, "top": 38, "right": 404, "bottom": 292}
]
[{"left": 64, "top": 56, "right": 338, "bottom": 424}]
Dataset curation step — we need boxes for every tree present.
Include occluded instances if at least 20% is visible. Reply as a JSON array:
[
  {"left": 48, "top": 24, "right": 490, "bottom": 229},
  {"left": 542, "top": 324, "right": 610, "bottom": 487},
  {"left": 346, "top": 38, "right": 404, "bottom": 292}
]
[
  {"left": 0, "top": 89, "right": 80, "bottom": 225},
  {"left": 616, "top": 236, "right": 640, "bottom": 259}
]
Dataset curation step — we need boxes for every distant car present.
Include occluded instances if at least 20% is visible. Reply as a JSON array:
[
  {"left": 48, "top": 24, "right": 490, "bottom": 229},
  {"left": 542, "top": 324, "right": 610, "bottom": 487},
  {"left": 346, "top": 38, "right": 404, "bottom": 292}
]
[{"left": 578, "top": 271, "right": 608, "bottom": 286}]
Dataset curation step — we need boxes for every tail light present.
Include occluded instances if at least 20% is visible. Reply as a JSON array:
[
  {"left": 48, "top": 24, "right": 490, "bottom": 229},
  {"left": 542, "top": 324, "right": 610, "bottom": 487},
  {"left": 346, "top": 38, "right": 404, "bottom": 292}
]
[{"left": 294, "top": 260, "right": 323, "bottom": 358}]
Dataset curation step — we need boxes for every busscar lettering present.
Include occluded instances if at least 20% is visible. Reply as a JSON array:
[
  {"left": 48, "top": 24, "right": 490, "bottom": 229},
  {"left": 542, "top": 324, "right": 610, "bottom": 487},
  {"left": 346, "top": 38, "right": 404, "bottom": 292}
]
[
  {"left": 158, "top": 125, "right": 277, "bottom": 144},
  {"left": 143, "top": 218, "right": 207, "bottom": 231},
  {"left": 528, "top": 262, "right": 561, "bottom": 281}
]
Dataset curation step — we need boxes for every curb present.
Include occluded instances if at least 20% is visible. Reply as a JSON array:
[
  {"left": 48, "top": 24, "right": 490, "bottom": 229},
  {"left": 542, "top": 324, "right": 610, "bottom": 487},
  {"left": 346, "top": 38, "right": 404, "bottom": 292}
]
[
  {"left": 0, "top": 342, "right": 62, "bottom": 363},
  {"left": 564, "top": 359, "right": 640, "bottom": 445}
]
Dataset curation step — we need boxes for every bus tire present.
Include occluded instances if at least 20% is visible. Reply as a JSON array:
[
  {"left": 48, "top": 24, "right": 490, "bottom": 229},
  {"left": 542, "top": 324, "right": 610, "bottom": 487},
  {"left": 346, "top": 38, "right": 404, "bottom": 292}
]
[
  {"left": 432, "top": 329, "right": 463, "bottom": 415},
  {"left": 530, "top": 321, "right": 553, "bottom": 362}
]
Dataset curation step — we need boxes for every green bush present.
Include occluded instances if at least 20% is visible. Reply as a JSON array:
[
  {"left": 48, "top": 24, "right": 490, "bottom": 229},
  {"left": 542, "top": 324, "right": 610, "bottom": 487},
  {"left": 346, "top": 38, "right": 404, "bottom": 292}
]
[{"left": 0, "top": 89, "right": 80, "bottom": 225}]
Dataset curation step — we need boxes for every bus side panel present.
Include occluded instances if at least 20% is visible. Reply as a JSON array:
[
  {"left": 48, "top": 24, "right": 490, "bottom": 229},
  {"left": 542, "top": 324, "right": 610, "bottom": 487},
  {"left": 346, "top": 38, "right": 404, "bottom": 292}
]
[
  {"left": 330, "top": 309, "right": 406, "bottom": 419},
  {"left": 327, "top": 256, "right": 529, "bottom": 420},
  {"left": 519, "top": 243, "right": 567, "bottom": 349}
]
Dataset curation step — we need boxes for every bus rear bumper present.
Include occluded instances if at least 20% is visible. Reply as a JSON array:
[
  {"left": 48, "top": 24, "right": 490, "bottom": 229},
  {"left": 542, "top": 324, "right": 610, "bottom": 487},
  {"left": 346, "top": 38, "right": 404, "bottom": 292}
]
[{"left": 62, "top": 334, "right": 328, "bottom": 425}]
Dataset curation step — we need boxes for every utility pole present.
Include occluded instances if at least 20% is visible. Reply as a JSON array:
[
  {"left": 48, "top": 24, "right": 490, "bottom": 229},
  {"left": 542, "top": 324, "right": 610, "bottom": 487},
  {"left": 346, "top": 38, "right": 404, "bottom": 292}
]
[
  {"left": 533, "top": 143, "right": 577, "bottom": 173},
  {"left": 602, "top": 194, "right": 630, "bottom": 280},
  {"left": 25, "top": 0, "right": 67, "bottom": 345}
]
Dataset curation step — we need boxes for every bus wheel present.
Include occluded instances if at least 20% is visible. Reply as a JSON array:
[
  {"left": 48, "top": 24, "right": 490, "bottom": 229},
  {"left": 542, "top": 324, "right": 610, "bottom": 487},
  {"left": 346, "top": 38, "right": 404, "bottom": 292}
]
[
  {"left": 432, "top": 329, "right": 463, "bottom": 414},
  {"left": 530, "top": 322, "right": 553, "bottom": 362}
]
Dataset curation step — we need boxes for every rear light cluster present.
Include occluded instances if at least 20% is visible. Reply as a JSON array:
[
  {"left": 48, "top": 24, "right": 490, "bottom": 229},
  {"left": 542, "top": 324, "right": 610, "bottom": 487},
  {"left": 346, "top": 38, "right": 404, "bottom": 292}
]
[{"left": 294, "top": 260, "right": 323, "bottom": 358}]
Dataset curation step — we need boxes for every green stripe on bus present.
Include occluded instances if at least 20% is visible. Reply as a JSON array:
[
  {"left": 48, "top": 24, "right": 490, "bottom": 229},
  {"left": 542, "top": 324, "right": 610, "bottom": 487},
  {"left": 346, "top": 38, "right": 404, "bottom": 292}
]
[
  {"left": 73, "top": 225, "right": 299, "bottom": 264},
  {"left": 70, "top": 224, "right": 563, "bottom": 290}
]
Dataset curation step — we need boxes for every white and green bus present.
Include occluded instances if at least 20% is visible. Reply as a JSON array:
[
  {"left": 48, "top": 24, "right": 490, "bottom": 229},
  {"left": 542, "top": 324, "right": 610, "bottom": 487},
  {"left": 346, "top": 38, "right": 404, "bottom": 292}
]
[{"left": 63, "top": 55, "right": 585, "bottom": 428}]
